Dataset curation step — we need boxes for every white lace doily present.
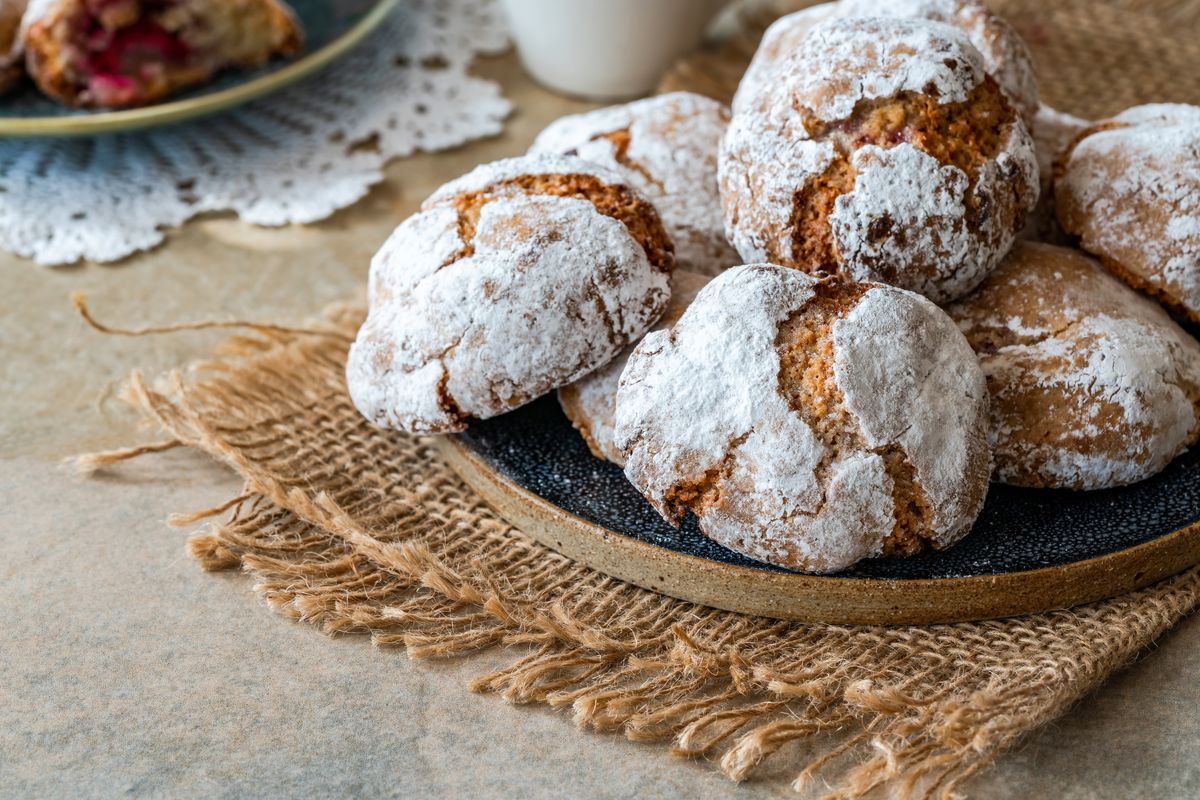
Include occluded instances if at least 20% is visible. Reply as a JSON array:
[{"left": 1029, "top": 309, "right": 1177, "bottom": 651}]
[{"left": 0, "top": 0, "right": 512, "bottom": 266}]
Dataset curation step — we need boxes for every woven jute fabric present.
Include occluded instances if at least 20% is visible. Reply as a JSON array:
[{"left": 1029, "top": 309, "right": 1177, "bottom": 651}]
[
  {"left": 88, "top": 304, "right": 1200, "bottom": 799},
  {"left": 661, "top": 0, "right": 1200, "bottom": 119},
  {"left": 89, "top": 3, "right": 1200, "bottom": 797}
]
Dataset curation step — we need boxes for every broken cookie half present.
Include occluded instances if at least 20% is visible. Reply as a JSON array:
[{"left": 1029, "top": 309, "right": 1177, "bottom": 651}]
[{"left": 22, "top": 0, "right": 303, "bottom": 108}]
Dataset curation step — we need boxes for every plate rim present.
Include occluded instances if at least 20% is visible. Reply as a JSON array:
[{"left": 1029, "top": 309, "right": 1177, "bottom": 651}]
[
  {"left": 0, "top": 0, "right": 399, "bottom": 138},
  {"left": 435, "top": 435, "right": 1200, "bottom": 625}
]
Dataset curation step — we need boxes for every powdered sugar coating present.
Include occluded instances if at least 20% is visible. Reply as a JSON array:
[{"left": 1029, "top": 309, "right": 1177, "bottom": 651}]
[
  {"left": 948, "top": 242, "right": 1200, "bottom": 489},
  {"left": 17, "top": 0, "right": 51, "bottom": 32},
  {"left": 20, "top": 0, "right": 49, "bottom": 18},
  {"left": 1020, "top": 103, "right": 1088, "bottom": 243},
  {"left": 720, "top": 16, "right": 1038, "bottom": 304},
  {"left": 348, "top": 155, "right": 672, "bottom": 434},
  {"left": 529, "top": 93, "right": 739, "bottom": 276},
  {"left": 732, "top": 0, "right": 1038, "bottom": 122},
  {"left": 720, "top": 117, "right": 837, "bottom": 263},
  {"left": 558, "top": 271, "right": 710, "bottom": 465},
  {"left": 425, "top": 153, "right": 628, "bottom": 207},
  {"left": 615, "top": 264, "right": 989, "bottom": 573},
  {"left": 786, "top": 17, "right": 984, "bottom": 122},
  {"left": 1056, "top": 103, "right": 1200, "bottom": 322},
  {"left": 836, "top": 0, "right": 1037, "bottom": 120},
  {"left": 828, "top": 143, "right": 1022, "bottom": 300},
  {"left": 732, "top": 2, "right": 834, "bottom": 114},
  {"left": 832, "top": 286, "right": 991, "bottom": 547}
]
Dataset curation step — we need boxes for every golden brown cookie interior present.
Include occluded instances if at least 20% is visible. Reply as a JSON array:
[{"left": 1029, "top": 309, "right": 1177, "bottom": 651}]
[
  {"left": 440, "top": 173, "right": 674, "bottom": 274},
  {"left": 788, "top": 78, "right": 1019, "bottom": 270}
]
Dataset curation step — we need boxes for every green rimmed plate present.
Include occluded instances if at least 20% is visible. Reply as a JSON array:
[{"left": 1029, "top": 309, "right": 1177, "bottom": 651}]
[{"left": 0, "top": 0, "right": 397, "bottom": 137}]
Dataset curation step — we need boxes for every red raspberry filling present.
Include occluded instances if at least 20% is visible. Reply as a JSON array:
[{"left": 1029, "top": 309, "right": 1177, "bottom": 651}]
[{"left": 74, "top": 1, "right": 194, "bottom": 106}]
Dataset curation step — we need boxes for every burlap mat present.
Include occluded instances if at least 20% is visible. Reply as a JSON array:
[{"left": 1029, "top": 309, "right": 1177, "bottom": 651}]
[
  {"left": 661, "top": 0, "right": 1200, "bottom": 119},
  {"left": 85, "top": 3, "right": 1200, "bottom": 797}
]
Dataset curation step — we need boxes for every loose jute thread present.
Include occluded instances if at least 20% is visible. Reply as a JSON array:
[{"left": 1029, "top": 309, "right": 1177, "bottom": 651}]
[{"left": 78, "top": 2, "right": 1200, "bottom": 794}]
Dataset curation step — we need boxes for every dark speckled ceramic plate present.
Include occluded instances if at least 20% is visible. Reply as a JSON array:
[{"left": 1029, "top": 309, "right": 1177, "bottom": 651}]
[
  {"left": 435, "top": 394, "right": 1200, "bottom": 624},
  {"left": 0, "top": 0, "right": 395, "bottom": 137}
]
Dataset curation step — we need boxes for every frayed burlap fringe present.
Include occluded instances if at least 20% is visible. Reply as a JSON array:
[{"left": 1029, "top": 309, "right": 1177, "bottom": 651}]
[{"left": 85, "top": 303, "right": 1200, "bottom": 799}]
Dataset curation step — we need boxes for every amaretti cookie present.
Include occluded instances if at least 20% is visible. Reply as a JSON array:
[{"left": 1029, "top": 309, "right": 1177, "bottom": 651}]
[
  {"left": 732, "top": 0, "right": 1038, "bottom": 123},
  {"left": 529, "top": 92, "right": 739, "bottom": 276},
  {"left": 731, "top": 2, "right": 832, "bottom": 115},
  {"left": 22, "top": 0, "right": 303, "bottom": 108},
  {"left": 615, "top": 264, "right": 990, "bottom": 574},
  {"left": 1055, "top": 103, "right": 1200, "bottom": 322},
  {"left": 720, "top": 17, "right": 1038, "bottom": 305},
  {"left": 1020, "top": 104, "right": 1088, "bottom": 244},
  {"left": 559, "top": 270, "right": 710, "bottom": 465},
  {"left": 948, "top": 242, "right": 1200, "bottom": 490},
  {"left": 347, "top": 154, "right": 675, "bottom": 435}
]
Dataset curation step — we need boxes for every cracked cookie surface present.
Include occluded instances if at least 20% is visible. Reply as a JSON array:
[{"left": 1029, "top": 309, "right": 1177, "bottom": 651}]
[
  {"left": 719, "top": 16, "right": 1038, "bottom": 305},
  {"left": 530, "top": 92, "right": 739, "bottom": 277},
  {"left": 1055, "top": 103, "right": 1200, "bottom": 323},
  {"left": 614, "top": 264, "right": 990, "bottom": 573},
  {"left": 948, "top": 241, "right": 1200, "bottom": 490},
  {"left": 732, "top": 0, "right": 1038, "bottom": 122},
  {"left": 558, "top": 270, "right": 711, "bottom": 465},
  {"left": 347, "top": 154, "right": 674, "bottom": 434}
]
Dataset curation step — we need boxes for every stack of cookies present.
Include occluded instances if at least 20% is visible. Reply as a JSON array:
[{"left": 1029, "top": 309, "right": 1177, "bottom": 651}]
[{"left": 346, "top": 0, "right": 1200, "bottom": 574}]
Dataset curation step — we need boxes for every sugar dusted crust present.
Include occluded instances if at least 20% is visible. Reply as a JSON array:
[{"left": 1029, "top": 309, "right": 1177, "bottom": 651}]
[
  {"left": 733, "top": 0, "right": 1038, "bottom": 122},
  {"left": 949, "top": 242, "right": 1200, "bottom": 490},
  {"left": 838, "top": 0, "right": 1037, "bottom": 121},
  {"left": 719, "top": 16, "right": 1038, "bottom": 305},
  {"left": 615, "top": 264, "right": 989, "bottom": 574},
  {"left": 530, "top": 92, "right": 739, "bottom": 277},
  {"left": 425, "top": 153, "right": 626, "bottom": 206},
  {"left": 731, "top": 2, "right": 833, "bottom": 114},
  {"left": 22, "top": 0, "right": 302, "bottom": 108},
  {"left": 1055, "top": 103, "right": 1200, "bottom": 323},
  {"left": 786, "top": 17, "right": 984, "bottom": 122},
  {"left": 558, "top": 270, "right": 711, "bottom": 465},
  {"left": 348, "top": 154, "right": 674, "bottom": 435}
]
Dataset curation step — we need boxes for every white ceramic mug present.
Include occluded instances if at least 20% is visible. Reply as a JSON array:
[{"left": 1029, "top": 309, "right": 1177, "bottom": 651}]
[{"left": 500, "top": 0, "right": 728, "bottom": 100}]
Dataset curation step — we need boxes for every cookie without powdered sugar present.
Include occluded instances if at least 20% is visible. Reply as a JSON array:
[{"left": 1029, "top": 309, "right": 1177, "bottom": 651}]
[
  {"left": 615, "top": 264, "right": 990, "bottom": 574},
  {"left": 948, "top": 241, "right": 1200, "bottom": 490},
  {"left": 732, "top": 0, "right": 1039, "bottom": 123},
  {"left": 720, "top": 16, "right": 1038, "bottom": 305},
  {"left": 530, "top": 92, "right": 740, "bottom": 277},
  {"left": 0, "top": 0, "right": 27, "bottom": 93},
  {"left": 1019, "top": 103, "right": 1088, "bottom": 244},
  {"left": 1056, "top": 103, "right": 1200, "bottom": 323},
  {"left": 347, "top": 154, "right": 675, "bottom": 435},
  {"left": 558, "top": 270, "right": 710, "bottom": 465}
]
